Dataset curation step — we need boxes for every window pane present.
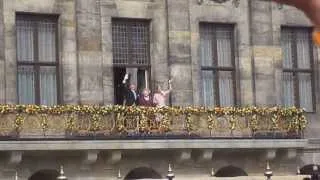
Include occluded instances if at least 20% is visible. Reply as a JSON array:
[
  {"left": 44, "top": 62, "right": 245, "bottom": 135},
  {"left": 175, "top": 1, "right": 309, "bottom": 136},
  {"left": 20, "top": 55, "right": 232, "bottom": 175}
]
[
  {"left": 200, "top": 25, "right": 213, "bottom": 67},
  {"left": 112, "top": 21, "right": 129, "bottom": 65},
  {"left": 218, "top": 71, "right": 234, "bottom": 106},
  {"left": 112, "top": 20, "right": 149, "bottom": 66},
  {"left": 16, "top": 20, "right": 34, "bottom": 62},
  {"left": 298, "top": 73, "right": 313, "bottom": 112},
  {"left": 18, "top": 66, "right": 35, "bottom": 104},
  {"left": 40, "top": 66, "right": 57, "bottom": 105},
  {"left": 38, "top": 21, "right": 56, "bottom": 62},
  {"left": 202, "top": 71, "right": 215, "bottom": 106},
  {"left": 216, "top": 27, "right": 233, "bottom": 67},
  {"left": 281, "top": 29, "right": 293, "bottom": 68},
  {"left": 131, "top": 22, "right": 149, "bottom": 65},
  {"left": 282, "top": 72, "right": 295, "bottom": 107},
  {"left": 296, "top": 29, "right": 311, "bottom": 69}
]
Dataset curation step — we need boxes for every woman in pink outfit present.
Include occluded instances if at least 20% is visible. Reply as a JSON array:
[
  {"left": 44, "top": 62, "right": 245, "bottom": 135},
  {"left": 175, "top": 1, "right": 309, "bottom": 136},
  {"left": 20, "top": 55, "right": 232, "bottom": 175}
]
[{"left": 153, "top": 80, "right": 172, "bottom": 107}]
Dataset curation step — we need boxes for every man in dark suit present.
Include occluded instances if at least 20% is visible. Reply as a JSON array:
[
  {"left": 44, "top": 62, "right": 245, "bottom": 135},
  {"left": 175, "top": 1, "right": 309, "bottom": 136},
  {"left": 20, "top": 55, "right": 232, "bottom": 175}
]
[{"left": 122, "top": 73, "right": 139, "bottom": 106}]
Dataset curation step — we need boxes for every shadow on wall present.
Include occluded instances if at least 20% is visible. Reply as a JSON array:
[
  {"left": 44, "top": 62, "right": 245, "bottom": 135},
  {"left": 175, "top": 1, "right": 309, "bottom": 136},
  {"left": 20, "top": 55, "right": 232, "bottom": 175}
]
[
  {"left": 28, "top": 169, "right": 59, "bottom": 180},
  {"left": 215, "top": 165, "right": 248, "bottom": 177},
  {"left": 124, "top": 167, "right": 162, "bottom": 180}
]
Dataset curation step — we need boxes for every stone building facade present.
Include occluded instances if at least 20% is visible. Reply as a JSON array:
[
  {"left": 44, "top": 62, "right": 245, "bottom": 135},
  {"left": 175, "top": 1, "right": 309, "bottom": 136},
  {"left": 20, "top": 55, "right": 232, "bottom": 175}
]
[{"left": 0, "top": 0, "right": 319, "bottom": 179}]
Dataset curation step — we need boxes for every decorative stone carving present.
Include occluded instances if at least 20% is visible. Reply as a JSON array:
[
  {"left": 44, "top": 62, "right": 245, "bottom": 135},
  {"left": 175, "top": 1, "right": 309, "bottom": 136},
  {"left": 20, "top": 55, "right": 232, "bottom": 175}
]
[
  {"left": 105, "top": 150, "right": 122, "bottom": 164},
  {"left": 263, "top": 149, "right": 277, "bottom": 160},
  {"left": 286, "top": 149, "right": 297, "bottom": 159},
  {"left": 196, "top": 150, "right": 213, "bottom": 162},
  {"left": 175, "top": 150, "right": 192, "bottom": 163},
  {"left": 7, "top": 151, "right": 23, "bottom": 167},
  {"left": 82, "top": 150, "right": 99, "bottom": 166},
  {"left": 198, "top": 0, "right": 240, "bottom": 7}
]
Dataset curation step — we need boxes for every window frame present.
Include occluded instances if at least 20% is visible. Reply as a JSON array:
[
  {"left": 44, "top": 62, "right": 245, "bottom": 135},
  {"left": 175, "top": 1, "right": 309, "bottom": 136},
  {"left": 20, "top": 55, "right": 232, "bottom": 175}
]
[
  {"left": 281, "top": 26, "right": 316, "bottom": 112},
  {"left": 16, "top": 13, "right": 61, "bottom": 105},
  {"left": 111, "top": 18, "right": 152, "bottom": 104},
  {"left": 199, "top": 23, "right": 237, "bottom": 107},
  {"left": 111, "top": 18, "right": 151, "bottom": 68}
]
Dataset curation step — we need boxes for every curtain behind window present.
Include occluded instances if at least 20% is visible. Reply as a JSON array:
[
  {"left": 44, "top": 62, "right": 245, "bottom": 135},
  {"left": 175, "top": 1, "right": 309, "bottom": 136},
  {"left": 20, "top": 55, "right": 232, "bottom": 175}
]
[
  {"left": 17, "top": 17, "right": 57, "bottom": 105},
  {"left": 281, "top": 28, "right": 313, "bottom": 112}
]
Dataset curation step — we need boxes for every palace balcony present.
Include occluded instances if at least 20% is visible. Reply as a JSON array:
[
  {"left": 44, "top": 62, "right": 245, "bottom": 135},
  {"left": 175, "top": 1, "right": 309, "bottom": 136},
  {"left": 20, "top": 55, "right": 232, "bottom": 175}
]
[{"left": 0, "top": 105, "right": 307, "bottom": 140}]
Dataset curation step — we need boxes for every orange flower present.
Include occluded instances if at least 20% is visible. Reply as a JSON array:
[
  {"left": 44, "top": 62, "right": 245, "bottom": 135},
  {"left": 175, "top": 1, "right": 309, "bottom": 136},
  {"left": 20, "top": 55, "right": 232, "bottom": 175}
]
[{"left": 313, "top": 29, "right": 320, "bottom": 46}]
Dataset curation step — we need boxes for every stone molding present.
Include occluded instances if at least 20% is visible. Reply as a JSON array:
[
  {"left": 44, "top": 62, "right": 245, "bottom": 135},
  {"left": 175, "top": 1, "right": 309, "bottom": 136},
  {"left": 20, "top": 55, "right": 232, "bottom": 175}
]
[
  {"left": 196, "top": 149, "right": 213, "bottom": 162},
  {"left": 175, "top": 150, "right": 192, "bottom": 163},
  {"left": 6, "top": 151, "right": 23, "bottom": 167},
  {"left": 0, "top": 139, "right": 307, "bottom": 151},
  {"left": 82, "top": 150, "right": 99, "bottom": 166},
  {"left": 264, "top": 149, "right": 277, "bottom": 160},
  {"left": 105, "top": 150, "right": 122, "bottom": 164}
]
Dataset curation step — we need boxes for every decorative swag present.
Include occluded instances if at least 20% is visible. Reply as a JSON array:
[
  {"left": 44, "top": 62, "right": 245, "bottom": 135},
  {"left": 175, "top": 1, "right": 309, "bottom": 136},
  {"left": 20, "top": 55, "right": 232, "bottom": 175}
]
[{"left": 0, "top": 105, "right": 307, "bottom": 138}]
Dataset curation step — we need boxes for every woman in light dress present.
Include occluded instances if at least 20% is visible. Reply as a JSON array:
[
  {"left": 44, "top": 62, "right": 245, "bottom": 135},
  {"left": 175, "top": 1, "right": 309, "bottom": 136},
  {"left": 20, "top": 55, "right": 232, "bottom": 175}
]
[{"left": 153, "top": 80, "right": 172, "bottom": 107}]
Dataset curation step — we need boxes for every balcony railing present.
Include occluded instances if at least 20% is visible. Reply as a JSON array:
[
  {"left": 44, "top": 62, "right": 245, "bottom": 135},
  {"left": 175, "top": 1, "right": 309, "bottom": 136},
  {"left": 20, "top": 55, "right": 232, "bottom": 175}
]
[{"left": 0, "top": 105, "right": 307, "bottom": 140}]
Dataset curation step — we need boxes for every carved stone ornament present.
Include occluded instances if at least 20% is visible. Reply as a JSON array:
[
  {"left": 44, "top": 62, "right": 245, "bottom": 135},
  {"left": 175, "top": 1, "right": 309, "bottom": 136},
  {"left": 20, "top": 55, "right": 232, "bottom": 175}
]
[{"left": 198, "top": 0, "right": 240, "bottom": 7}]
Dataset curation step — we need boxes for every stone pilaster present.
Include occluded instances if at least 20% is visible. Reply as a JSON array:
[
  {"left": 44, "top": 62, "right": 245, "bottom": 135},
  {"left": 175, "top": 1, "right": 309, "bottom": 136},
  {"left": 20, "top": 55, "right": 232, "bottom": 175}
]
[
  {"left": 167, "top": 0, "right": 193, "bottom": 105},
  {"left": 250, "top": 0, "right": 278, "bottom": 106},
  {"left": 0, "top": 0, "right": 4, "bottom": 103},
  {"left": 76, "top": 0, "right": 103, "bottom": 104},
  {"left": 175, "top": 150, "right": 192, "bottom": 163},
  {"left": 100, "top": 0, "right": 116, "bottom": 105},
  {"left": 58, "top": 0, "right": 79, "bottom": 104},
  {"left": 105, "top": 150, "right": 122, "bottom": 165},
  {"left": 6, "top": 151, "right": 23, "bottom": 168},
  {"left": 262, "top": 149, "right": 277, "bottom": 161}
]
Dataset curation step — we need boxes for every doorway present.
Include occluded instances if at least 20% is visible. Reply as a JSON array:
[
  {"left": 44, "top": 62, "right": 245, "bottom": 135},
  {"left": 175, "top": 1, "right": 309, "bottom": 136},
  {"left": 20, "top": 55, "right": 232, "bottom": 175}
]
[
  {"left": 113, "top": 67, "right": 150, "bottom": 105},
  {"left": 114, "top": 67, "right": 127, "bottom": 105}
]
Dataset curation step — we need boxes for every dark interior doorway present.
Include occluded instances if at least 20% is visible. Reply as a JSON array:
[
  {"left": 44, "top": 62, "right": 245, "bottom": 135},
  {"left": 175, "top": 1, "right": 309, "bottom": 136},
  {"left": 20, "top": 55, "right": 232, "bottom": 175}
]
[
  {"left": 300, "top": 164, "right": 320, "bottom": 175},
  {"left": 124, "top": 167, "right": 162, "bottom": 180},
  {"left": 215, "top": 165, "right": 248, "bottom": 177},
  {"left": 114, "top": 67, "right": 126, "bottom": 105},
  {"left": 28, "top": 170, "right": 59, "bottom": 180}
]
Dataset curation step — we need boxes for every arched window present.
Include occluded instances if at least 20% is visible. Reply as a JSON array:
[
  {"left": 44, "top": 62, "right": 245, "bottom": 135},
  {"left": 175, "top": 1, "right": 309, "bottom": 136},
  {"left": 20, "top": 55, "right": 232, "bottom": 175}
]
[
  {"left": 300, "top": 164, "right": 320, "bottom": 175},
  {"left": 28, "top": 169, "right": 59, "bottom": 180},
  {"left": 124, "top": 167, "right": 162, "bottom": 180},
  {"left": 215, "top": 165, "right": 248, "bottom": 177}
]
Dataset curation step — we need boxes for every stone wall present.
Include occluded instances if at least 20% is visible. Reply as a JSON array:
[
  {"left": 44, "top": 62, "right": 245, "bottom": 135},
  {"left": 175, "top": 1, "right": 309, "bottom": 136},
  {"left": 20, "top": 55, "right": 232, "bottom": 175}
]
[
  {"left": 0, "top": 0, "right": 5, "bottom": 103},
  {"left": 0, "top": 149, "right": 307, "bottom": 180},
  {"left": 1, "top": 0, "right": 78, "bottom": 104},
  {"left": 0, "top": 0, "right": 320, "bottom": 177}
]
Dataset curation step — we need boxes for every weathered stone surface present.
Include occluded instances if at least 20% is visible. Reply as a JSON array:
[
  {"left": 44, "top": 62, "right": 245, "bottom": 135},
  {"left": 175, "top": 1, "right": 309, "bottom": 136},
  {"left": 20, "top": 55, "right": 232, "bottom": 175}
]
[
  {"left": 0, "top": 0, "right": 319, "bottom": 179},
  {"left": 250, "top": 0, "right": 273, "bottom": 46}
]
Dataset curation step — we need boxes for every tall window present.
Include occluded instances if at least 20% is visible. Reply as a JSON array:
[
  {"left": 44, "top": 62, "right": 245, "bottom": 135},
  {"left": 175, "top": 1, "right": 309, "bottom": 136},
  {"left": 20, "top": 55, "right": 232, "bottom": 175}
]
[
  {"left": 200, "top": 23, "right": 236, "bottom": 107},
  {"left": 112, "top": 18, "right": 150, "bottom": 105},
  {"left": 281, "top": 27, "right": 315, "bottom": 112},
  {"left": 16, "top": 14, "right": 59, "bottom": 105}
]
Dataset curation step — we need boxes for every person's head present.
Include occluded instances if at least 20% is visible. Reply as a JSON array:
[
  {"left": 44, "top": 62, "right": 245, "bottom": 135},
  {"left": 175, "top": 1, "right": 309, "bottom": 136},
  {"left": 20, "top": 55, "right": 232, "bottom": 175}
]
[
  {"left": 155, "top": 85, "right": 162, "bottom": 93},
  {"left": 129, "top": 84, "right": 136, "bottom": 91},
  {"left": 142, "top": 88, "right": 150, "bottom": 97}
]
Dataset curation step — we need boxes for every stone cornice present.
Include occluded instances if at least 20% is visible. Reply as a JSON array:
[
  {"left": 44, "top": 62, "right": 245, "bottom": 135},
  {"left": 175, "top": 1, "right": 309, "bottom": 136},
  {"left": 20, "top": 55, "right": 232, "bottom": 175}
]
[{"left": 0, "top": 139, "right": 307, "bottom": 151}]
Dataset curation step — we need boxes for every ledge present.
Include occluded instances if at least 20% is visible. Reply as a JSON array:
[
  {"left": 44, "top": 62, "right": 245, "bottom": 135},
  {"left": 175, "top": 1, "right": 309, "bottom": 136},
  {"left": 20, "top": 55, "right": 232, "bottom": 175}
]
[{"left": 0, "top": 139, "right": 307, "bottom": 151}]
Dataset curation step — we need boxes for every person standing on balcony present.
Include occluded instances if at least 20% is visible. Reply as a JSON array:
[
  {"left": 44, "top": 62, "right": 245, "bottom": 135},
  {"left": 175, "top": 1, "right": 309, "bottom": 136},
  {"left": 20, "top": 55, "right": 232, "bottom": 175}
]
[
  {"left": 122, "top": 73, "right": 139, "bottom": 106},
  {"left": 153, "top": 80, "right": 172, "bottom": 108},
  {"left": 139, "top": 88, "right": 154, "bottom": 107}
]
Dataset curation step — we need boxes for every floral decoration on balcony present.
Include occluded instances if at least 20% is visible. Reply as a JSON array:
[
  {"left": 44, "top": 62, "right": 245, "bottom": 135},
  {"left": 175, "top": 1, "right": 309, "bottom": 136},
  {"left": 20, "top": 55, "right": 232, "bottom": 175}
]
[{"left": 0, "top": 105, "right": 307, "bottom": 138}]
